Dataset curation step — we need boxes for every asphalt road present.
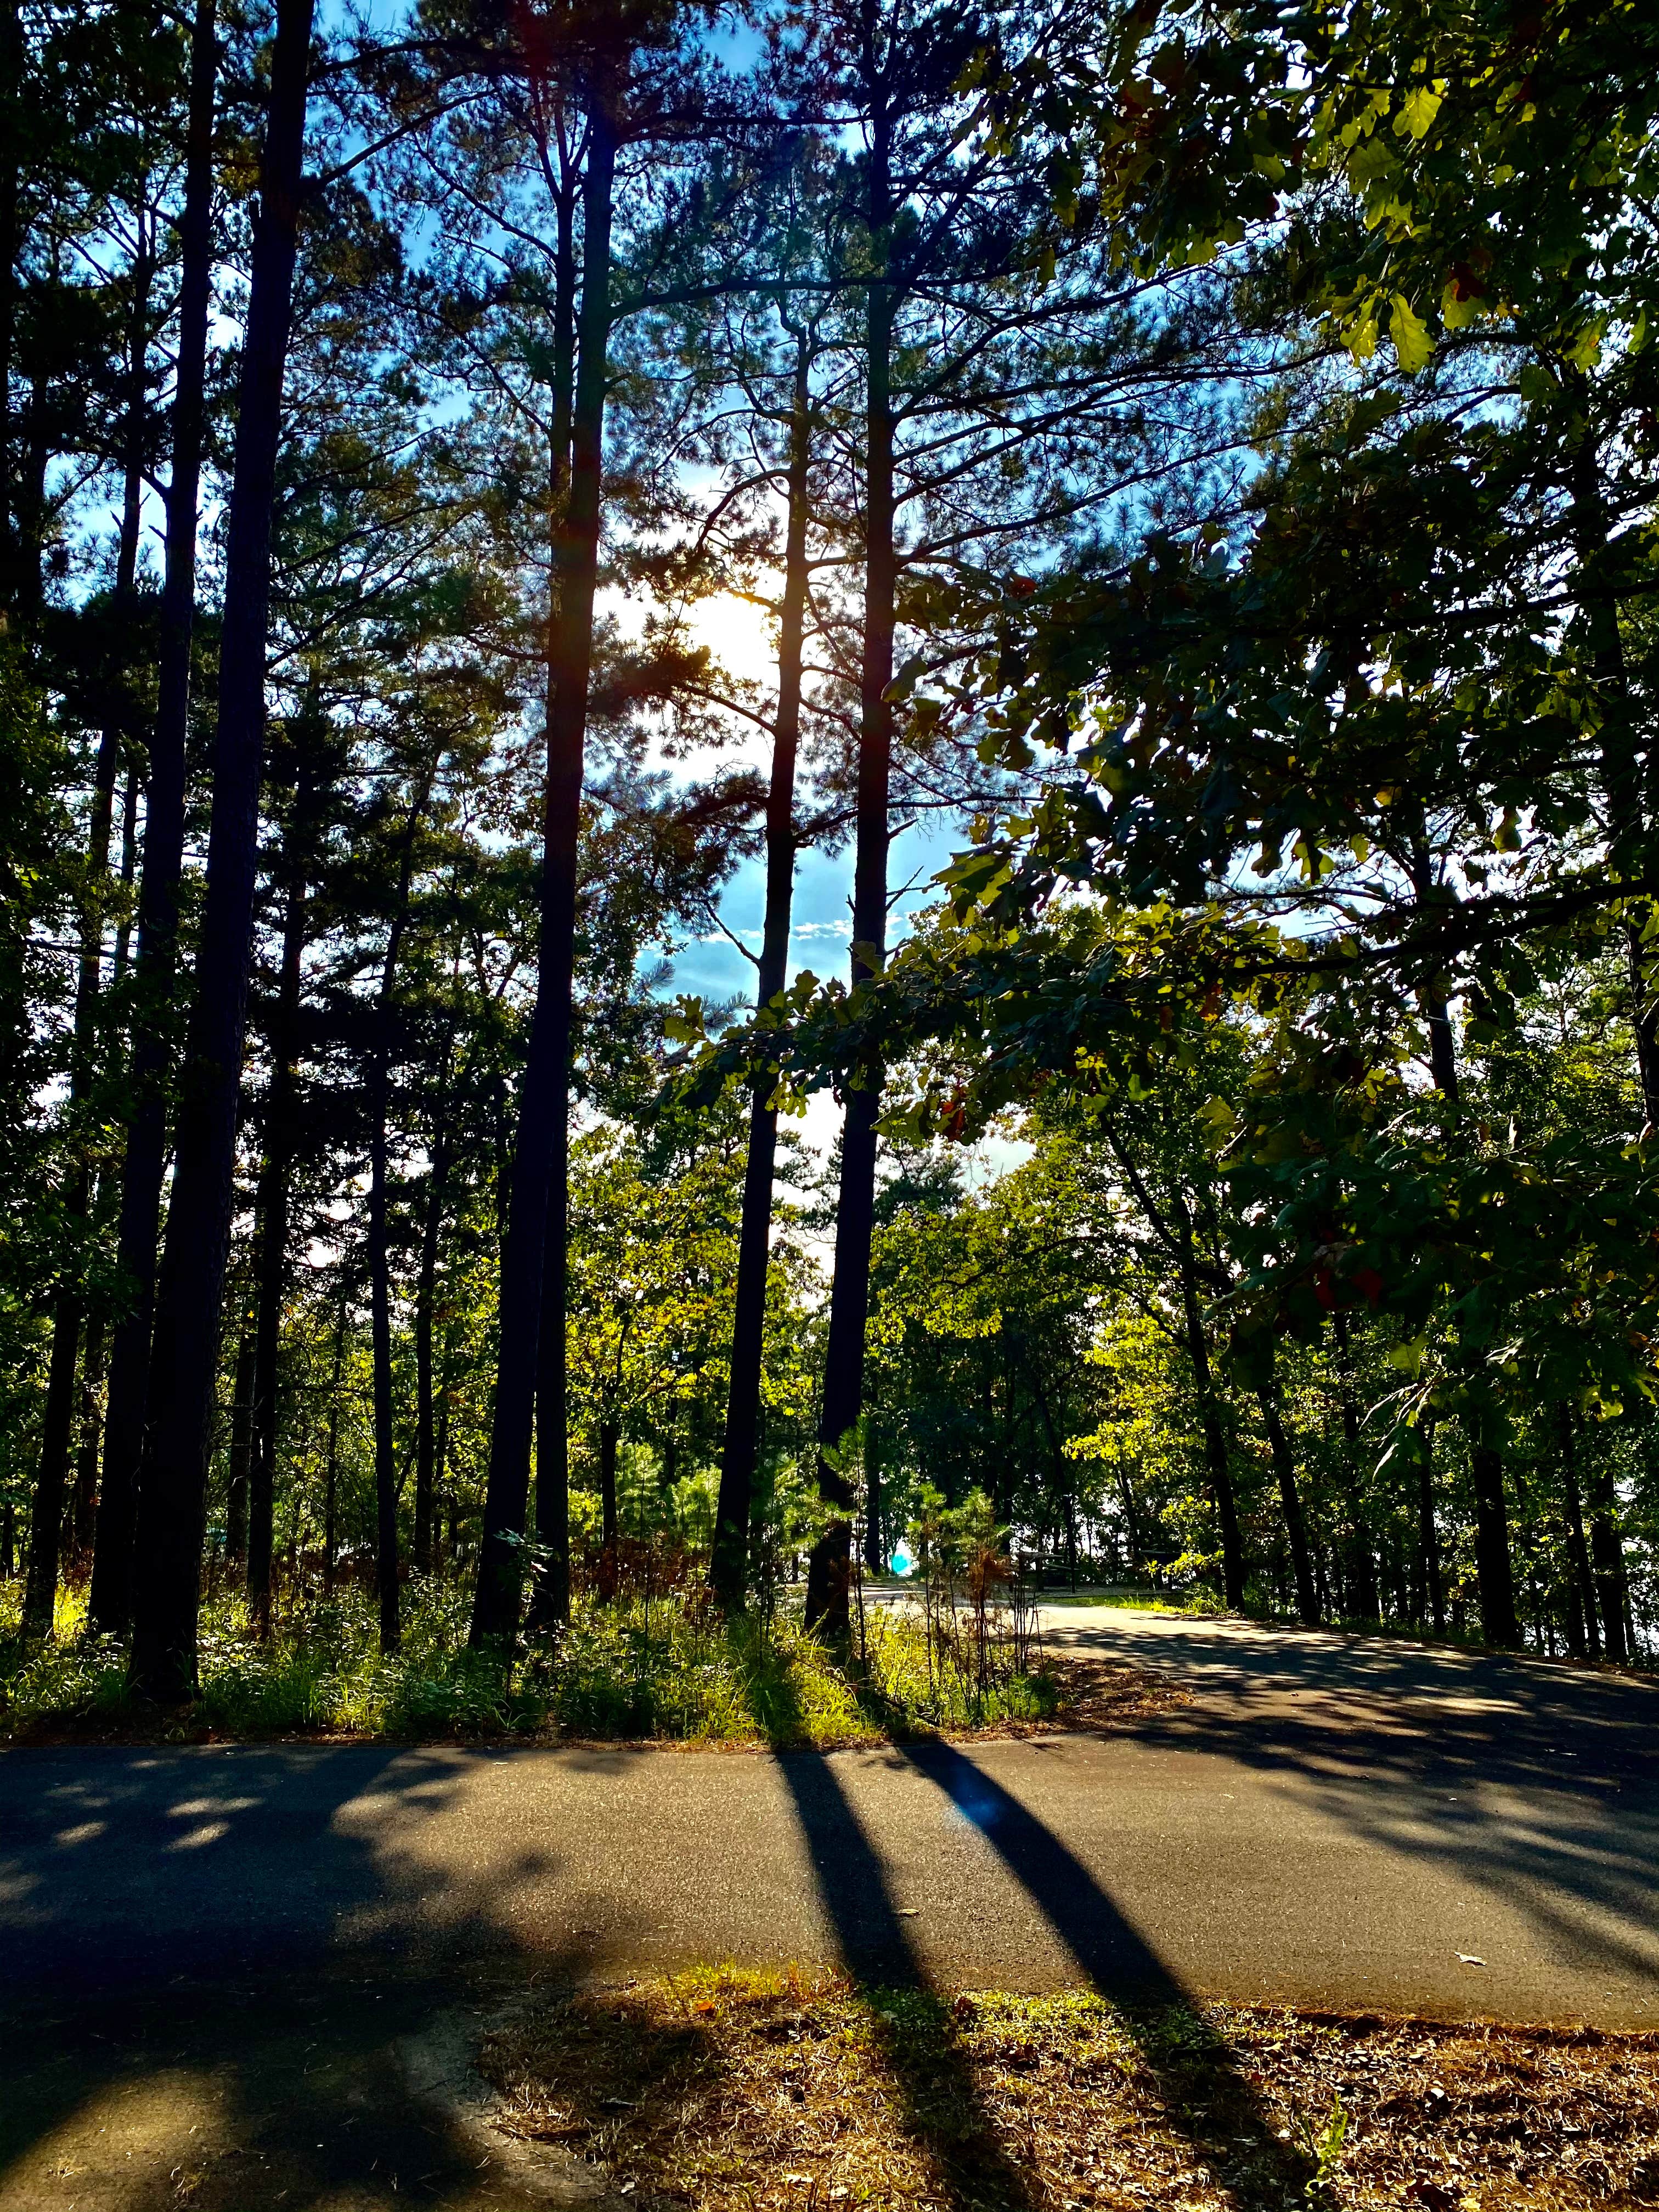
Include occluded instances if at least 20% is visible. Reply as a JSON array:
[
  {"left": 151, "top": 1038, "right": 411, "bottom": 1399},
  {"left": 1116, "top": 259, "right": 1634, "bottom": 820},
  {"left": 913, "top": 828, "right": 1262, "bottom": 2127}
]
[
  {"left": 4, "top": 1605, "right": 1656, "bottom": 2027},
  {"left": 5, "top": 1608, "right": 1659, "bottom": 2210}
]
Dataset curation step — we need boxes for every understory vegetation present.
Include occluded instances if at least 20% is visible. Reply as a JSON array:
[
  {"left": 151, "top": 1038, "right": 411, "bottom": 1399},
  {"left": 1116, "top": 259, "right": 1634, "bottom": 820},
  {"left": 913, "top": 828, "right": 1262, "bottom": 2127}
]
[
  {"left": 482, "top": 1967, "right": 1659, "bottom": 2212},
  {"left": 0, "top": 1539, "right": 1064, "bottom": 1747}
]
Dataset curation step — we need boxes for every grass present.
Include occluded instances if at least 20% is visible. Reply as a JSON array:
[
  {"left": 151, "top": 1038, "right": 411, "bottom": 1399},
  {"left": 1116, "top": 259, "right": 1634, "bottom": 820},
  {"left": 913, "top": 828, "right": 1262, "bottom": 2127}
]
[
  {"left": 1032, "top": 1584, "right": 1229, "bottom": 1615},
  {"left": 0, "top": 1575, "right": 1075, "bottom": 1748},
  {"left": 481, "top": 1966, "right": 1659, "bottom": 2211}
]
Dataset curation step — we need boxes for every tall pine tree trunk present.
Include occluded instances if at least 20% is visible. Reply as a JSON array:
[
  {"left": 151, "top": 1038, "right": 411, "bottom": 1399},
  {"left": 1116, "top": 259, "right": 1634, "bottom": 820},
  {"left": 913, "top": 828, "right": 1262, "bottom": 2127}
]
[
  {"left": 473, "top": 82, "right": 617, "bottom": 1647},
  {"left": 91, "top": 0, "right": 217, "bottom": 1637},
  {"left": 526, "top": 132, "right": 579, "bottom": 1637},
  {"left": 805, "top": 122, "right": 895, "bottom": 1641},
  {"left": 414, "top": 1118, "right": 447, "bottom": 1576},
  {"left": 25, "top": 225, "right": 151, "bottom": 1632},
  {"left": 246, "top": 783, "right": 309, "bottom": 1637},
  {"left": 224, "top": 1299, "right": 254, "bottom": 1573},
  {"left": 129, "top": 0, "right": 312, "bottom": 1700},
  {"left": 366, "top": 780, "right": 434, "bottom": 1654},
  {"left": 23, "top": 720, "right": 121, "bottom": 1634},
  {"left": 712, "top": 332, "right": 811, "bottom": 1610}
]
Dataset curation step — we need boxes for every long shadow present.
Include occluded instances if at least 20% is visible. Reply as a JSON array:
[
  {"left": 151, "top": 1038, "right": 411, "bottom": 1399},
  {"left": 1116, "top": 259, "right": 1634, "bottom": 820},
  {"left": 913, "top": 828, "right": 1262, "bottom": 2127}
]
[
  {"left": 778, "top": 1752, "right": 1041, "bottom": 2209},
  {"left": 904, "top": 1739, "right": 1322, "bottom": 2203},
  {"left": 0, "top": 1740, "right": 589, "bottom": 2210},
  {"left": 782, "top": 1747, "right": 1318, "bottom": 2211}
]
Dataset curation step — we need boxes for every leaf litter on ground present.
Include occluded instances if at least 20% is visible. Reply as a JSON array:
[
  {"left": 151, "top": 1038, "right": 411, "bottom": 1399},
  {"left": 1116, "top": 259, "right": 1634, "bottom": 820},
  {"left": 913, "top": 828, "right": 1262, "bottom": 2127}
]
[{"left": 480, "top": 1967, "right": 1659, "bottom": 2211}]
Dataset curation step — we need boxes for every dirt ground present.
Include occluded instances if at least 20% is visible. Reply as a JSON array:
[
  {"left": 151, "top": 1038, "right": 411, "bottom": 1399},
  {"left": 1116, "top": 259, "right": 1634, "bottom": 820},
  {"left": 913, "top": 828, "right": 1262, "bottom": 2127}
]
[{"left": 8, "top": 1960, "right": 1658, "bottom": 2212}]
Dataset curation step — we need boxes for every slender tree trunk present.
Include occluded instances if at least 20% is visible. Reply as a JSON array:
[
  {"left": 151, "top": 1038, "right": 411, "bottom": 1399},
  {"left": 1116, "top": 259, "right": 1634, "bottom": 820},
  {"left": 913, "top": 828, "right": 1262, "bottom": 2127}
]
[
  {"left": 1260, "top": 1386, "right": 1319, "bottom": 1626},
  {"left": 806, "top": 134, "right": 896, "bottom": 1642},
  {"left": 1, "top": 1501, "right": 14, "bottom": 1579},
  {"left": 224, "top": 1301, "right": 254, "bottom": 1573},
  {"left": 129, "top": 0, "right": 312, "bottom": 1700},
  {"left": 322, "top": 1291, "right": 344, "bottom": 1597},
  {"left": 413, "top": 1120, "right": 447, "bottom": 1576},
  {"left": 24, "top": 236, "right": 153, "bottom": 1631},
  {"left": 1567, "top": 397, "right": 1659, "bottom": 1121},
  {"left": 1583, "top": 1433, "right": 1628, "bottom": 1663},
  {"left": 22, "top": 1311, "right": 82, "bottom": 1634},
  {"left": 1417, "top": 1429, "right": 1445, "bottom": 1635},
  {"left": 1464, "top": 1419, "right": 1520, "bottom": 1649},
  {"left": 1173, "top": 1221, "right": 1245, "bottom": 1607},
  {"left": 247, "top": 778, "right": 309, "bottom": 1635},
  {"left": 112, "top": 763, "right": 140, "bottom": 988},
  {"left": 92, "top": 0, "right": 216, "bottom": 1637},
  {"left": 1407, "top": 837, "right": 1461, "bottom": 1102},
  {"left": 23, "top": 720, "right": 121, "bottom": 1634},
  {"left": 1558, "top": 1400, "right": 1600, "bottom": 1658},
  {"left": 524, "top": 145, "right": 578, "bottom": 1638},
  {"left": 863, "top": 1422, "right": 884, "bottom": 1576},
  {"left": 599, "top": 1416, "right": 619, "bottom": 1561},
  {"left": 1331, "top": 1312, "right": 1379, "bottom": 1622},
  {"left": 70, "top": 1318, "right": 108, "bottom": 1571},
  {"left": 367, "top": 787, "right": 432, "bottom": 1656},
  {"left": 712, "top": 334, "right": 811, "bottom": 1609},
  {"left": 474, "top": 86, "right": 617, "bottom": 1647}
]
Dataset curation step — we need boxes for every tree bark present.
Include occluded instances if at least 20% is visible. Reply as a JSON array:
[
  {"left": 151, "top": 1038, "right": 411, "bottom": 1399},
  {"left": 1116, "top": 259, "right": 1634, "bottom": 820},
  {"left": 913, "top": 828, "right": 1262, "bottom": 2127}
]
[
  {"left": 1417, "top": 1431, "right": 1445, "bottom": 1635},
  {"left": 413, "top": 1118, "right": 447, "bottom": 1576},
  {"left": 1260, "top": 1385, "right": 1319, "bottom": 1626},
  {"left": 1557, "top": 1400, "right": 1599, "bottom": 1658},
  {"left": 24, "top": 207, "right": 153, "bottom": 1632},
  {"left": 1465, "top": 1424, "right": 1520, "bottom": 1649},
  {"left": 224, "top": 1299, "right": 254, "bottom": 1573},
  {"left": 368, "top": 777, "right": 435, "bottom": 1655},
  {"left": 523, "top": 127, "right": 578, "bottom": 1638},
  {"left": 1173, "top": 1216, "right": 1245, "bottom": 1607},
  {"left": 599, "top": 1415, "right": 619, "bottom": 1561},
  {"left": 1331, "top": 1311, "right": 1379, "bottom": 1622},
  {"left": 247, "top": 769, "right": 311, "bottom": 1635},
  {"left": 91, "top": 0, "right": 216, "bottom": 1635},
  {"left": 129, "top": 0, "right": 312, "bottom": 1701},
  {"left": 712, "top": 332, "right": 810, "bottom": 1610},
  {"left": 473, "top": 81, "right": 617, "bottom": 1647},
  {"left": 1583, "top": 1434, "right": 1628, "bottom": 1663},
  {"left": 22, "top": 719, "right": 121, "bottom": 1634},
  {"left": 806, "top": 121, "right": 895, "bottom": 1642},
  {"left": 322, "top": 1290, "right": 345, "bottom": 1596},
  {"left": 70, "top": 1317, "right": 107, "bottom": 1572}
]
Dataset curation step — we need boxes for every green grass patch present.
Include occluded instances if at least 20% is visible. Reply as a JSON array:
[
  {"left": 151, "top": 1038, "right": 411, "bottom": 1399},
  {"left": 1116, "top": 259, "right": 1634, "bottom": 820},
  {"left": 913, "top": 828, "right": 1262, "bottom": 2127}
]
[{"left": 0, "top": 1576, "right": 1057, "bottom": 1747}]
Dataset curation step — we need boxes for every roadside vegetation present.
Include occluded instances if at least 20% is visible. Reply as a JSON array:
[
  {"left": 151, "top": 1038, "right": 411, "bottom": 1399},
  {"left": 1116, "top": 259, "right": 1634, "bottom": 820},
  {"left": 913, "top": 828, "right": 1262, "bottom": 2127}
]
[
  {"left": 0, "top": 1509, "right": 1097, "bottom": 1746},
  {"left": 483, "top": 1966, "right": 1659, "bottom": 2212}
]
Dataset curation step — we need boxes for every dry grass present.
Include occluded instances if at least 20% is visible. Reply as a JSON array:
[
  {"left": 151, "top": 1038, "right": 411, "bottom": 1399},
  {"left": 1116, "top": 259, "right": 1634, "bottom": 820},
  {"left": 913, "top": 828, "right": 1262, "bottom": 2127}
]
[{"left": 480, "top": 1968, "right": 1659, "bottom": 2212}]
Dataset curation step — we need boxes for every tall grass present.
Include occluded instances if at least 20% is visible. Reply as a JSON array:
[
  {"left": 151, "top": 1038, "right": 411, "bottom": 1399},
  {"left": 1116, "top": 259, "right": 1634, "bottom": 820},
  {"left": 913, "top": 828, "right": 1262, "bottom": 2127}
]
[{"left": 0, "top": 1575, "right": 1056, "bottom": 1747}]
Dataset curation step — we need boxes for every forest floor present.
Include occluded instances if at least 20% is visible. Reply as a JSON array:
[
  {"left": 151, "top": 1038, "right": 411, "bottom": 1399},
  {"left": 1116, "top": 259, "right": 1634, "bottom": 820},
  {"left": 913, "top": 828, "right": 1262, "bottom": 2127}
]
[{"left": 5, "top": 1956, "right": 1659, "bottom": 2212}]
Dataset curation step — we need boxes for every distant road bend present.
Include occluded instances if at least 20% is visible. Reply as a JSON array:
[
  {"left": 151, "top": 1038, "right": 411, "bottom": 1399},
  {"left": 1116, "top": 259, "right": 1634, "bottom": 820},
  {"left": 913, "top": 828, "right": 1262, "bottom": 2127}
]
[{"left": 3, "top": 1606, "right": 1657, "bottom": 2027}]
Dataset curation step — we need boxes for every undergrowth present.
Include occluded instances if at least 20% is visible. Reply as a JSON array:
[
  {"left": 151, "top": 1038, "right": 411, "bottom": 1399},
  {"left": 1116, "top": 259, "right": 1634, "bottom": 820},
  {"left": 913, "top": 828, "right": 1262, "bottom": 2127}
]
[{"left": 0, "top": 1576, "right": 1058, "bottom": 1746}]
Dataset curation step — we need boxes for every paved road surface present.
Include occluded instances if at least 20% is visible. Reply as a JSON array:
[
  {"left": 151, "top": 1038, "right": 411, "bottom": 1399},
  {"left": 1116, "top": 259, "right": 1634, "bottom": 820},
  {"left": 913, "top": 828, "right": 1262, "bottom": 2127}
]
[
  {"left": 5, "top": 1608, "right": 1658, "bottom": 2209},
  {"left": 4, "top": 1606, "right": 1656, "bottom": 2026}
]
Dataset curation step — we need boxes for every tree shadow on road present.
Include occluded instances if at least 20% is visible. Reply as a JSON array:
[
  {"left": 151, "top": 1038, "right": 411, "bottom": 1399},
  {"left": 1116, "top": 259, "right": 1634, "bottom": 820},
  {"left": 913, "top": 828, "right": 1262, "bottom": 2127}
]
[
  {"left": 0, "top": 1743, "right": 587, "bottom": 2211},
  {"left": 781, "top": 1746, "right": 1319, "bottom": 2210},
  {"left": 1061, "top": 1620, "right": 1659, "bottom": 1995}
]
